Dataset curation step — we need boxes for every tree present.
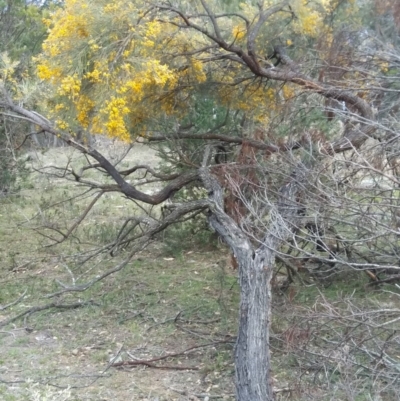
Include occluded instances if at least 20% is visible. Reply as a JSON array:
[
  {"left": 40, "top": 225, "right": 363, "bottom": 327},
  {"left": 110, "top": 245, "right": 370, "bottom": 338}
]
[{"left": 1, "top": 1, "right": 399, "bottom": 400}]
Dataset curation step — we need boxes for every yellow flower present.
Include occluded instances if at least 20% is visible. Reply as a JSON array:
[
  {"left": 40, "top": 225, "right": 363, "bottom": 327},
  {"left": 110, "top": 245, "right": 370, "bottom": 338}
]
[
  {"left": 85, "top": 69, "right": 101, "bottom": 83},
  {"left": 103, "top": 97, "right": 130, "bottom": 141},
  {"left": 56, "top": 119, "right": 69, "bottom": 130},
  {"left": 75, "top": 95, "right": 95, "bottom": 128},
  {"left": 232, "top": 25, "right": 246, "bottom": 40},
  {"left": 191, "top": 59, "right": 207, "bottom": 83}
]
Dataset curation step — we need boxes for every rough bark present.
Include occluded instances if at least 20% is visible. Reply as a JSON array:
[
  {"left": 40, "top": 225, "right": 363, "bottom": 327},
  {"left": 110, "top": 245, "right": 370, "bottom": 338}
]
[
  {"left": 234, "top": 250, "right": 275, "bottom": 401},
  {"left": 200, "top": 163, "right": 303, "bottom": 401}
]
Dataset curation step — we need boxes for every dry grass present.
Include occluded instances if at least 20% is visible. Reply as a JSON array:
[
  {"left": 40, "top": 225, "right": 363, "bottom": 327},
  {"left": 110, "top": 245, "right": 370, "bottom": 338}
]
[
  {"left": 0, "top": 145, "right": 237, "bottom": 400},
  {"left": 1, "top": 144, "right": 399, "bottom": 401}
]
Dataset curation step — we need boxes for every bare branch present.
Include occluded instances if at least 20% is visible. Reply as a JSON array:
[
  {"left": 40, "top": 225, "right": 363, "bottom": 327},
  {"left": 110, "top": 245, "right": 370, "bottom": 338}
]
[
  {"left": 247, "top": 2, "right": 290, "bottom": 62},
  {"left": 0, "top": 290, "right": 27, "bottom": 311},
  {"left": 45, "top": 199, "right": 209, "bottom": 297},
  {"left": 0, "top": 100, "right": 199, "bottom": 204},
  {"left": 0, "top": 301, "right": 97, "bottom": 328}
]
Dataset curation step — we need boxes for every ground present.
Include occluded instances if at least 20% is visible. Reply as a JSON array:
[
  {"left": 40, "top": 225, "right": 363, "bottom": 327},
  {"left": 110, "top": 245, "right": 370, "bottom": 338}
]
[
  {"left": 0, "top": 249, "right": 238, "bottom": 401},
  {"left": 0, "top": 142, "right": 237, "bottom": 401},
  {"left": 1, "top": 142, "right": 399, "bottom": 401}
]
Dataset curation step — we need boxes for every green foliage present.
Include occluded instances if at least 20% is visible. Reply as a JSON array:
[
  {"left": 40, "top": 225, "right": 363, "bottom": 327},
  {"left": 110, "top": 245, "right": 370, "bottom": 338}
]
[
  {"left": 0, "top": 0, "right": 51, "bottom": 61},
  {"left": 162, "top": 217, "right": 217, "bottom": 257},
  {"left": 0, "top": 1, "right": 54, "bottom": 195},
  {"left": 181, "top": 94, "right": 233, "bottom": 132},
  {"left": 82, "top": 221, "right": 121, "bottom": 245},
  {"left": 162, "top": 202, "right": 217, "bottom": 257}
]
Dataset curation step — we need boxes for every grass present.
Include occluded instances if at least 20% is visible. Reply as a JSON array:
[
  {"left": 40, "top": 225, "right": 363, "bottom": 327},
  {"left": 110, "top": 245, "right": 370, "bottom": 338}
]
[
  {"left": 0, "top": 145, "right": 399, "bottom": 400},
  {"left": 0, "top": 148, "right": 239, "bottom": 399},
  {"left": 0, "top": 245, "right": 238, "bottom": 399}
]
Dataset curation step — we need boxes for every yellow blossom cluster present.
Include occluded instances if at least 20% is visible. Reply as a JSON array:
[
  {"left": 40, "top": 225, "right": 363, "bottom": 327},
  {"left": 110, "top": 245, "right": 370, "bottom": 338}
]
[
  {"left": 103, "top": 97, "right": 130, "bottom": 141},
  {"left": 88, "top": 39, "right": 101, "bottom": 53},
  {"left": 282, "top": 85, "right": 295, "bottom": 100},
  {"left": 36, "top": 0, "right": 311, "bottom": 141},
  {"left": 191, "top": 59, "right": 207, "bottom": 83},
  {"left": 37, "top": 63, "right": 61, "bottom": 81},
  {"left": 142, "top": 20, "right": 162, "bottom": 48},
  {"left": 0, "top": 53, "right": 20, "bottom": 92},
  {"left": 293, "top": 0, "right": 323, "bottom": 37},
  {"left": 84, "top": 69, "right": 102, "bottom": 83},
  {"left": 35, "top": 0, "right": 182, "bottom": 141},
  {"left": 145, "top": 60, "right": 175, "bottom": 86},
  {"left": 57, "top": 74, "right": 81, "bottom": 99},
  {"left": 232, "top": 24, "right": 246, "bottom": 41},
  {"left": 56, "top": 119, "right": 69, "bottom": 130},
  {"left": 217, "top": 79, "right": 277, "bottom": 126},
  {"left": 42, "top": 3, "right": 93, "bottom": 57},
  {"left": 0, "top": 53, "right": 18, "bottom": 82},
  {"left": 76, "top": 95, "right": 95, "bottom": 128}
]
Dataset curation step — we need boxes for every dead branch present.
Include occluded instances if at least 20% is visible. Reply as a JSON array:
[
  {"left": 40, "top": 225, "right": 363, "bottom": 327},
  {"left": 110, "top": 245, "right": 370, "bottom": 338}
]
[
  {"left": 45, "top": 250, "right": 143, "bottom": 298},
  {"left": 0, "top": 300, "right": 97, "bottom": 328},
  {"left": 157, "top": 4, "right": 376, "bottom": 154},
  {"left": 149, "top": 130, "right": 304, "bottom": 153},
  {"left": 0, "top": 99, "right": 200, "bottom": 205},
  {"left": 112, "top": 341, "right": 232, "bottom": 369},
  {"left": 45, "top": 199, "right": 209, "bottom": 297},
  {"left": 116, "top": 361, "right": 198, "bottom": 371},
  {"left": 0, "top": 289, "right": 27, "bottom": 311},
  {"left": 14, "top": 129, "right": 45, "bottom": 150},
  {"left": 43, "top": 191, "right": 104, "bottom": 246},
  {"left": 367, "top": 274, "right": 400, "bottom": 286},
  {"left": 167, "top": 386, "right": 235, "bottom": 399}
]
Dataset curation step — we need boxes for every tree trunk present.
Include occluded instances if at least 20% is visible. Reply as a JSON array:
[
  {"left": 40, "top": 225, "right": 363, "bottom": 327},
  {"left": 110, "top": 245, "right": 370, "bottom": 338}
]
[
  {"left": 235, "top": 250, "right": 275, "bottom": 401},
  {"left": 200, "top": 165, "right": 301, "bottom": 401}
]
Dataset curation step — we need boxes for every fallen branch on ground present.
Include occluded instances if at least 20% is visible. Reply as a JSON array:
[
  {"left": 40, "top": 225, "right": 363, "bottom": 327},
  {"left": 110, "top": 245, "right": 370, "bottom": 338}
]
[
  {"left": 0, "top": 289, "right": 27, "bottom": 311},
  {"left": 112, "top": 340, "right": 233, "bottom": 370},
  {"left": 0, "top": 300, "right": 97, "bottom": 328}
]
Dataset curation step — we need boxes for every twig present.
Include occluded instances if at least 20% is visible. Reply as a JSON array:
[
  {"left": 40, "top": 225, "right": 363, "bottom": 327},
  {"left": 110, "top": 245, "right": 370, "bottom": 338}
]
[
  {"left": 175, "top": 323, "right": 228, "bottom": 342},
  {"left": 367, "top": 274, "right": 400, "bottom": 286},
  {"left": 15, "top": 130, "right": 45, "bottom": 150},
  {"left": 43, "top": 191, "right": 104, "bottom": 246},
  {"left": 0, "top": 300, "right": 96, "bottom": 328},
  {"left": 112, "top": 341, "right": 231, "bottom": 369},
  {"left": 45, "top": 250, "right": 142, "bottom": 298},
  {"left": 146, "top": 310, "right": 182, "bottom": 332},
  {"left": 276, "top": 255, "right": 307, "bottom": 285},
  {"left": 118, "top": 308, "right": 147, "bottom": 323},
  {"left": 0, "top": 289, "right": 27, "bottom": 311},
  {"left": 0, "top": 373, "right": 112, "bottom": 390},
  {"left": 274, "top": 387, "right": 293, "bottom": 394},
  {"left": 102, "top": 343, "right": 124, "bottom": 373},
  {"left": 0, "top": 331, "right": 16, "bottom": 338},
  {"left": 10, "top": 261, "right": 33, "bottom": 272},
  {"left": 167, "top": 386, "right": 235, "bottom": 399},
  {"left": 46, "top": 199, "right": 208, "bottom": 298},
  {"left": 116, "top": 361, "right": 198, "bottom": 370}
]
